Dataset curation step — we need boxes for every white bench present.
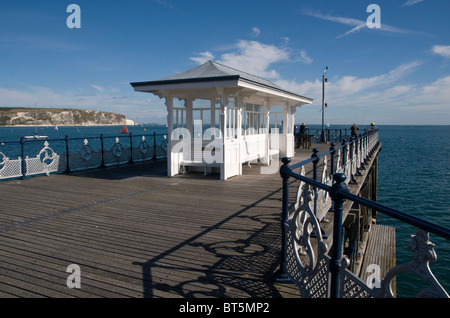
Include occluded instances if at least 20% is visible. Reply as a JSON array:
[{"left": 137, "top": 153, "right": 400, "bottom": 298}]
[{"left": 180, "top": 146, "right": 222, "bottom": 175}]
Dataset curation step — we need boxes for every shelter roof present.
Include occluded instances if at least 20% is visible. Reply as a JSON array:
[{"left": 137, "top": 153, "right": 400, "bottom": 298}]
[
  {"left": 158, "top": 61, "right": 280, "bottom": 89},
  {"left": 131, "top": 61, "right": 313, "bottom": 105}
]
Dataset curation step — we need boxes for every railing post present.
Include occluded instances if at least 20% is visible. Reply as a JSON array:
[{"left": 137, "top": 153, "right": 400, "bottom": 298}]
[
  {"left": 328, "top": 143, "right": 336, "bottom": 213},
  {"left": 349, "top": 140, "right": 357, "bottom": 184},
  {"left": 100, "top": 134, "right": 105, "bottom": 168},
  {"left": 129, "top": 133, "right": 134, "bottom": 164},
  {"left": 341, "top": 139, "right": 347, "bottom": 176},
  {"left": 355, "top": 135, "right": 363, "bottom": 176},
  {"left": 311, "top": 148, "right": 319, "bottom": 217},
  {"left": 329, "top": 142, "right": 336, "bottom": 176},
  {"left": 361, "top": 132, "right": 368, "bottom": 167},
  {"left": 329, "top": 173, "right": 349, "bottom": 298},
  {"left": 274, "top": 157, "right": 292, "bottom": 283},
  {"left": 152, "top": 132, "right": 157, "bottom": 160},
  {"left": 20, "top": 137, "right": 28, "bottom": 180},
  {"left": 361, "top": 132, "right": 366, "bottom": 165},
  {"left": 65, "top": 135, "right": 71, "bottom": 174}
]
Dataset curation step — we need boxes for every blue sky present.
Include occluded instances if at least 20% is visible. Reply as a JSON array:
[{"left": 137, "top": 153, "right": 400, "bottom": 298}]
[{"left": 0, "top": 0, "right": 449, "bottom": 125}]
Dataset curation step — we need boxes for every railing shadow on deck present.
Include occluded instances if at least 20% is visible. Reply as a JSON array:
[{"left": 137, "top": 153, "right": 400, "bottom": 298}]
[
  {"left": 275, "top": 128, "right": 450, "bottom": 298},
  {"left": 132, "top": 186, "right": 286, "bottom": 298}
]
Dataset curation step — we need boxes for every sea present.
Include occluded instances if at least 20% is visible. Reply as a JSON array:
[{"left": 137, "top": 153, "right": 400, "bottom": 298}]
[
  {"left": 0, "top": 124, "right": 449, "bottom": 297},
  {"left": 375, "top": 125, "right": 450, "bottom": 297}
]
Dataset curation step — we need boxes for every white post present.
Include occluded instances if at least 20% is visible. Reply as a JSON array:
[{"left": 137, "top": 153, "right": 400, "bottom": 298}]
[
  {"left": 263, "top": 102, "right": 271, "bottom": 165},
  {"left": 164, "top": 96, "right": 174, "bottom": 176}
]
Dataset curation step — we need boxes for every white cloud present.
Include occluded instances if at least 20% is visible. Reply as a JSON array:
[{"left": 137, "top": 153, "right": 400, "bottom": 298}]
[
  {"left": 275, "top": 61, "right": 450, "bottom": 124},
  {"left": 431, "top": 45, "right": 450, "bottom": 58},
  {"left": 384, "top": 85, "right": 414, "bottom": 98},
  {"left": 417, "top": 75, "right": 450, "bottom": 108},
  {"left": 303, "top": 9, "right": 424, "bottom": 38},
  {"left": 90, "top": 85, "right": 105, "bottom": 93},
  {"left": 187, "top": 38, "right": 441, "bottom": 124},
  {"left": 251, "top": 27, "right": 261, "bottom": 36},
  {"left": 402, "top": 0, "right": 425, "bottom": 7},
  {"left": 190, "top": 51, "right": 215, "bottom": 64},
  {"left": 217, "top": 40, "right": 290, "bottom": 79},
  {"left": 191, "top": 40, "right": 312, "bottom": 80},
  {"left": 296, "top": 50, "right": 313, "bottom": 65},
  {"left": 312, "top": 66, "right": 449, "bottom": 124},
  {"left": 275, "top": 78, "right": 321, "bottom": 99},
  {"left": 154, "top": 0, "right": 175, "bottom": 10},
  {"left": 0, "top": 33, "right": 86, "bottom": 51},
  {"left": 331, "top": 61, "right": 421, "bottom": 96},
  {"left": 302, "top": 10, "right": 370, "bottom": 39},
  {"left": 277, "top": 61, "right": 422, "bottom": 102},
  {"left": 0, "top": 86, "right": 166, "bottom": 123}
]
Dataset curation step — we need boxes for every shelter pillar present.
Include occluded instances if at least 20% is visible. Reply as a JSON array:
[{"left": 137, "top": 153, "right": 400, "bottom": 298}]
[
  {"left": 273, "top": 103, "right": 295, "bottom": 158},
  {"left": 163, "top": 95, "right": 176, "bottom": 177}
]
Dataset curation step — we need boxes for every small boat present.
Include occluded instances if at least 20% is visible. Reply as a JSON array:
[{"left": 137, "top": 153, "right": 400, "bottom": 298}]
[
  {"left": 24, "top": 133, "right": 48, "bottom": 140},
  {"left": 119, "top": 125, "right": 129, "bottom": 134}
]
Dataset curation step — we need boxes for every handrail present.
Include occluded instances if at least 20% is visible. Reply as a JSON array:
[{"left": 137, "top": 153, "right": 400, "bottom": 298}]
[
  {"left": 291, "top": 129, "right": 378, "bottom": 171},
  {"left": 284, "top": 167, "right": 450, "bottom": 240},
  {"left": 0, "top": 132, "right": 168, "bottom": 181},
  {"left": 277, "top": 128, "right": 450, "bottom": 298},
  {"left": 305, "top": 128, "right": 352, "bottom": 143}
]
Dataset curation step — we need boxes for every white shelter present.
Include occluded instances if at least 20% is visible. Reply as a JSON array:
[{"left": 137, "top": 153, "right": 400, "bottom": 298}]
[{"left": 131, "top": 61, "right": 313, "bottom": 180}]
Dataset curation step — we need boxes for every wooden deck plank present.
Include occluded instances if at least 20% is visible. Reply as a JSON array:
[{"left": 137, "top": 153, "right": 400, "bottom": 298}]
[
  {"left": 359, "top": 224, "right": 396, "bottom": 293},
  {"left": 0, "top": 143, "right": 381, "bottom": 298},
  {"left": 0, "top": 160, "right": 287, "bottom": 297}
]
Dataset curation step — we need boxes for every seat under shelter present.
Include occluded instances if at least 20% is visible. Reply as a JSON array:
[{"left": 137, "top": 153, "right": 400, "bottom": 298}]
[{"left": 131, "top": 61, "right": 313, "bottom": 180}]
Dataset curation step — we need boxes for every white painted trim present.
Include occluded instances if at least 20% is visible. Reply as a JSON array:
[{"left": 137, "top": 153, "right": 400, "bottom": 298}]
[
  {"left": 237, "top": 79, "right": 312, "bottom": 105},
  {"left": 133, "top": 79, "right": 239, "bottom": 92}
]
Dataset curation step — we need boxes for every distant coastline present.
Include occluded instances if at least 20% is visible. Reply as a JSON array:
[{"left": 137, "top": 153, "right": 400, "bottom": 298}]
[
  {"left": 1, "top": 123, "right": 132, "bottom": 127},
  {"left": 0, "top": 107, "right": 134, "bottom": 127}
]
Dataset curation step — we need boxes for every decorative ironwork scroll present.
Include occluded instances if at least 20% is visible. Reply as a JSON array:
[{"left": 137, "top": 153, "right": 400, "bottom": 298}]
[
  {"left": 79, "top": 139, "right": 93, "bottom": 162},
  {"left": 378, "top": 229, "right": 449, "bottom": 298},
  {"left": 0, "top": 132, "right": 169, "bottom": 181},
  {"left": 138, "top": 136, "right": 149, "bottom": 155},
  {"left": 112, "top": 137, "right": 124, "bottom": 159},
  {"left": 0, "top": 152, "right": 22, "bottom": 179},
  {"left": 285, "top": 174, "right": 330, "bottom": 298},
  {"left": 317, "top": 156, "right": 332, "bottom": 222},
  {"left": 26, "top": 141, "right": 60, "bottom": 176}
]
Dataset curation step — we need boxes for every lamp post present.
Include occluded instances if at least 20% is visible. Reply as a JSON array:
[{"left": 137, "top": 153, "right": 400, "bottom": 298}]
[{"left": 320, "top": 66, "right": 328, "bottom": 143}]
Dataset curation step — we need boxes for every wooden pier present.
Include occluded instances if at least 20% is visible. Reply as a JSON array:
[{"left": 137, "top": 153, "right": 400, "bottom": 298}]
[{"left": 0, "top": 142, "right": 392, "bottom": 298}]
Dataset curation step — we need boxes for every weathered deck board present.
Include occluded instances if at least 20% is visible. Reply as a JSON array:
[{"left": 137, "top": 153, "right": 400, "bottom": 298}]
[
  {"left": 0, "top": 143, "right": 382, "bottom": 298},
  {"left": 359, "top": 224, "right": 396, "bottom": 294},
  {"left": 0, "top": 155, "right": 289, "bottom": 297}
]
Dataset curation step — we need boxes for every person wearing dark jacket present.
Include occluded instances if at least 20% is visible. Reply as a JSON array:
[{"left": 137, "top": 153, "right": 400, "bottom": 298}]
[
  {"left": 351, "top": 123, "right": 359, "bottom": 139},
  {"left": 351, "top": 123, "right": 359, "bottom": 138},
  {"left": 299, "top": 123, "right": 306, "bottom": 134}
]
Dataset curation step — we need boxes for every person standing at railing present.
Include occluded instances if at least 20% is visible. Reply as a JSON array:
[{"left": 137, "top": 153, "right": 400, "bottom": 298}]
[
  {"left": 299, "top": 122, "right": 307, "bottom": 135},
  {"left": 351, "top": 123, "right": 359, "bottom": 139},
  {"left": 295, "top": 123, "right": 308, "bottom": 148}
]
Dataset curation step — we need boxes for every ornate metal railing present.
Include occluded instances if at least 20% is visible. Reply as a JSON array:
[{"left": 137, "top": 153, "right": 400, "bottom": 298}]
[
  {"left": 306, "top": 128, "right": 352, "bottom": 143},
  {"left": 276, "top": 129, "right": 450, "bottom": 298},
  {"left": 0, "top": 132, "right": 168, "bottom": 181}
]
